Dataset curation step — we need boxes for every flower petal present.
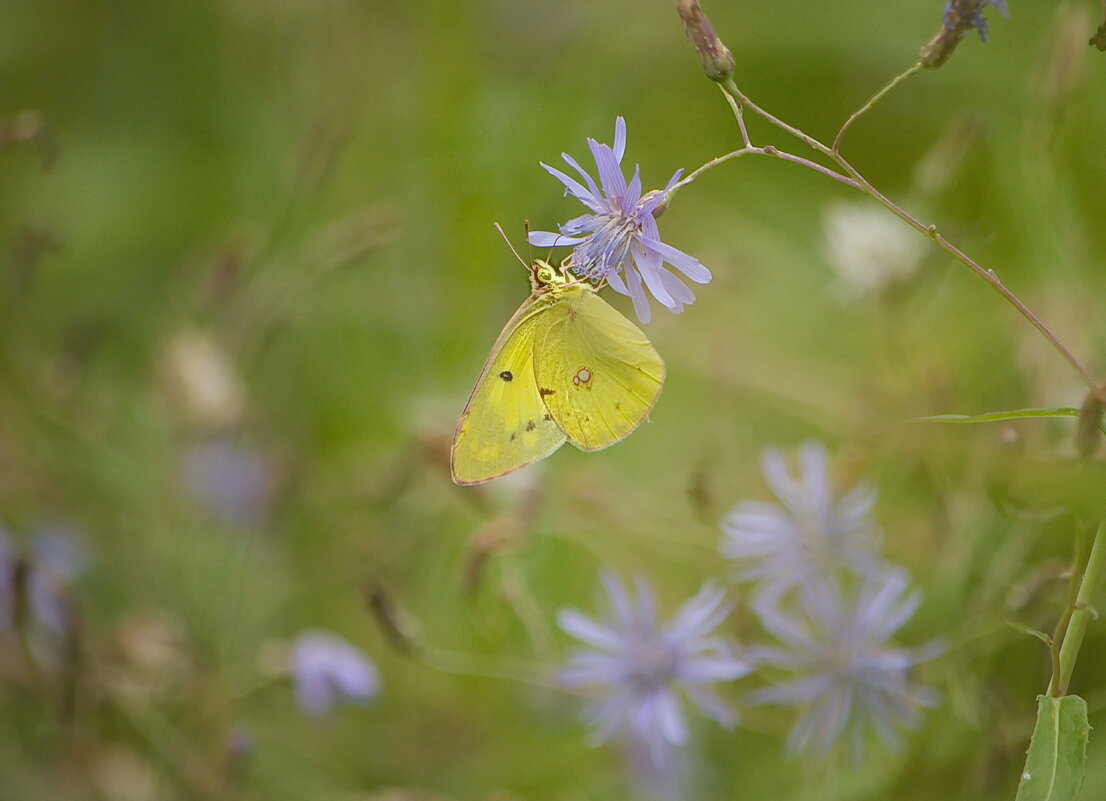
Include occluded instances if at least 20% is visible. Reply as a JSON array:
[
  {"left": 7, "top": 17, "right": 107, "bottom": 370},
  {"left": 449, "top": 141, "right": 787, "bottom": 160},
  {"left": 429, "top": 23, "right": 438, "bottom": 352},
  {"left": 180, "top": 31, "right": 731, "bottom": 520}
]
[
  {"left": 588, "top": 139, "right": 627, "bottom": 199},
  {"left": 540, "top": 162, "right": 604, "bottom": 213},
  {"left": 639, "top": 231, "right": 712, "bottom": 284},
  {"left": 622, "top": 260, "right": 652, "bottom": 323},
  {"left": 612, "top": 116, "right": 627, "bottom": 163},
  {"left": 622, "top": 166, "right": 643, "bottom": 214},
  {"left": 529, "top": 230, "right": 584, "bottom": 248},
  {"left": 605, "top": 267, "right": 629, "bottom": 295},
  {"left": 561, "top": 152, "right": 602, "bottom": 201},
  {"left": 658, "top": 269, "right": 695, "bottom": 310},
  {"left": 558, "top": 609, "right": 621, "bottom": 650},
  {"left": 630, "top": 241, "right": 676, "bottom": 309}
]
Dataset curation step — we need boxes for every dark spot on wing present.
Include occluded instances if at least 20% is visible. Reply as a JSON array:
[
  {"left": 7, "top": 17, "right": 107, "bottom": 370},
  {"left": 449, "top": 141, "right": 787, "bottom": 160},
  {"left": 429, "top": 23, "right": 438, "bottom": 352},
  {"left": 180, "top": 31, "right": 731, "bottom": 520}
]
[
  {"left": 539, "top": 387, "right": 555, "bottom": 397},
  {"left": 543, "top": 413, "right": 552, "bottom": 421},
  {"left": 510, "top": 433, "right": 517, "bottom": 441},
  {"left": 526, "top": 420, "right": 536, "bottom": 432},
  {"left": 499, "top": 370, "right": 513, "bottom": 381},
  {"left": 615, "top": 401, "right": 621, "bottom": 410}
]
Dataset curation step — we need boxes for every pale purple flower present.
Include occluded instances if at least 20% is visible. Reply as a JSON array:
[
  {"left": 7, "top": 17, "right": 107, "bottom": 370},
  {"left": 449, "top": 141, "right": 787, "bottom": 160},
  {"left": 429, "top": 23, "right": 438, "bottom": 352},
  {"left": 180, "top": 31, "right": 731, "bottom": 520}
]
[
  {"left": 747, "top": 569, "right": 941, "bottom": 758},
  {"left": 290, "top": 630, "right": 380, "bottom": 717},
  {"left": 529, "top": 117, "right": 711, "bottom": 324},
  {"left": 182, "top": 437, "right": 271, "bottom": 527},
  {"left": 719, "top": 442, "right": 881, "bottom": 602},
  {"left": 557, "top": 573, "right": 751, "bottom": 770}
]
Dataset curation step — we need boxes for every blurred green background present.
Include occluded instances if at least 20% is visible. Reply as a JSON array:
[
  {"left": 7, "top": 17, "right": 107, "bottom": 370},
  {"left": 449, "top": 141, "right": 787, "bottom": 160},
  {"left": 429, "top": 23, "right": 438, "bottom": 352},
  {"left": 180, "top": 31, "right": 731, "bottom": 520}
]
[{"left": 3, "top": 0, "right": 1106, "bottom": 799}]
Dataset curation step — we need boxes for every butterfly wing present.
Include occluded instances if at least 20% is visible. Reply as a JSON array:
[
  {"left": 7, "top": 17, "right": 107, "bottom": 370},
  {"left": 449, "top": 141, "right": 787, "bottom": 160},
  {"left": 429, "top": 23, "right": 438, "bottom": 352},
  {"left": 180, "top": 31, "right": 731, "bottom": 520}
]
[
  {"left": 534, "top": 284, "right": 665, "bottom": 452},
  {"left": 451, "top": 295, "right": 567, "bottom": 485}
]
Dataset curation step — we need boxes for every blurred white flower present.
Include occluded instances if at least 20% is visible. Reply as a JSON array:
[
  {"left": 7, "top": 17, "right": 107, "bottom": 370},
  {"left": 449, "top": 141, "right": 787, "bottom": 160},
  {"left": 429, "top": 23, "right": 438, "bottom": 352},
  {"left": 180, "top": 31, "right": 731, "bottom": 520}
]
[
  {"left": 162, "top": 327, "right": 246, "bottom": 428},
  {"left": 747, "top": 568, "right": 941, "bottom": 758},
  {"left": 1015, "top": 291, "right": 1091, "bottom": 411},
  {"left": 823, "top": 201, "right": 924, "bottom": 297},
  {"left": 719, "top": 442, "right": 882, "bottom": 602},
  {"left": 558, "top": 573, "right": 751, "bottom": 772},
  {"left": 290, "top": 630, "right": 380, "bottom": 717}
]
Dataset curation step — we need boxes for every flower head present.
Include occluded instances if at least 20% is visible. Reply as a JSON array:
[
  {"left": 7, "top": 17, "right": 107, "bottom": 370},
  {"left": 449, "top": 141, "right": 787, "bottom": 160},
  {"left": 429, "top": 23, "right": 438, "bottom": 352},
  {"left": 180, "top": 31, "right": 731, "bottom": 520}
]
[
  {"left": 922, "top": 0, "right": 1009, "bottom": 67},
  {"left": 557, "top": 573, "right": 751, "bottom": 770},
  {"left": 677, "top": 0, "right": 735, "bottom": 81},
  {"left": 719, "top": 442, "right": 882, "bottom": 602},
  {"left": 747, "top": 568, "right": 941, "bottom": 758},
  {"left": 290, "top": 630, "right": 380, "bottom": 717},
  {"left": 529, "top": 118, "right": 711, "bottom": 324},
  {"left": 944, "top": 0, "right": 1008, "bottom": 43}
]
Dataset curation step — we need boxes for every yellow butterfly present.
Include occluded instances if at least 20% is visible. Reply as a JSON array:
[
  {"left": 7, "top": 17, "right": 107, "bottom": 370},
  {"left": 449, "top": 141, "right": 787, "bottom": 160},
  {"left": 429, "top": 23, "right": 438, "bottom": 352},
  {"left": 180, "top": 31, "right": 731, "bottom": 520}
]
[{"left": 451, "top": 258, "right": 666, "bottom": 486}]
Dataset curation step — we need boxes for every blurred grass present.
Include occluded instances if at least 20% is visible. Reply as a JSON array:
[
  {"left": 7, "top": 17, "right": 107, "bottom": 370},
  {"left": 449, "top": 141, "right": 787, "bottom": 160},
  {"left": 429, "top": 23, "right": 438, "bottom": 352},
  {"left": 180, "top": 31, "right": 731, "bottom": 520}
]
[{"left": 3, "top": 0, "right": 1106, "bottom": 799}]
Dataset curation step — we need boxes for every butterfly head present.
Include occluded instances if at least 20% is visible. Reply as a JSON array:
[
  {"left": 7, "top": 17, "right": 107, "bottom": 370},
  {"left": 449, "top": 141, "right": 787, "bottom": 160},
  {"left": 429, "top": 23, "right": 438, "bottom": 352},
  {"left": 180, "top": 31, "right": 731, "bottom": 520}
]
[{"left": 530, "top": 259, "right": 568, "bottom": 292}]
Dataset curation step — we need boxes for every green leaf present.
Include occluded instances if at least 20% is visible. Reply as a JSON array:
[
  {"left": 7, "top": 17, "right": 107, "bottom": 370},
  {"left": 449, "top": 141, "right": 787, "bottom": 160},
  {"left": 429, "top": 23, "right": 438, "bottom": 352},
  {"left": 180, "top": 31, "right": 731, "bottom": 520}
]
[
  {"left": 1014, "top": 694, "right": 1090, "bottom": 801},
  {"left": 1002, "top": 618, "right": 1053, "bottom": 648},
  {"left": 911, "top": 407, "right": 1083, "bottom": 427}
]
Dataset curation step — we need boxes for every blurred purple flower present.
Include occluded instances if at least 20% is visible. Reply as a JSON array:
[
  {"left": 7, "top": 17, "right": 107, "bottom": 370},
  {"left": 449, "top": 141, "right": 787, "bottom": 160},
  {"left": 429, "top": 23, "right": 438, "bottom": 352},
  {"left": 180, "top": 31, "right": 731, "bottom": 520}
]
[
  {"left": 944, "top": 0, "right": 1008, "bottom": 43},
  {"left": 27, "top": 526, "right": 86, "bottom": 635},
  {"left": 747, "top": 568, "right": 941, "bottom": 758},
  {"left": 0, "top": 524, "right": 15, "bottom": 630},
  {"left": 0, "top": 522, "right": 85, "bottom": 636},
  {"left": 182, "top": 438, "right": 271, "bottom": 527},
  {"left": 528, "top": 117, "right": 711, "bottom": 324},
  {"left": 290, "top": 630, "right": 380, "bottom": 717},
  {"left": 558, "top": 573, "right": 751, "bottom": 771},
  {"left": 719, "top": 442, "right": 882, "bottom": 602}
]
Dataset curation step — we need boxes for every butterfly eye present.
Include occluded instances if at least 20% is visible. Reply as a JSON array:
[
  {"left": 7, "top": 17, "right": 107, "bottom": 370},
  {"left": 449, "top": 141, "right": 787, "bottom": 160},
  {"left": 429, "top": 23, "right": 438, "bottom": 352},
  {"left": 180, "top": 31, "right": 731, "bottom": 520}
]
[{"left": 535, "top": 263, "right": 557, "bottom": 285}]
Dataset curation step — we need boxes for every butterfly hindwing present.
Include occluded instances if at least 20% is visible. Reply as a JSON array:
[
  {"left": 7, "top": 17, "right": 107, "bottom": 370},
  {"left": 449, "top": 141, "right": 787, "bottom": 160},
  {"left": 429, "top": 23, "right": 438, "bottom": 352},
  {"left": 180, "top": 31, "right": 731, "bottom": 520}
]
[
  {"left": 534, "top": 284, "right": 665, "bottom": 452},
  {"left": 451, "top": 296, "right": 567, "bottom": 485}
]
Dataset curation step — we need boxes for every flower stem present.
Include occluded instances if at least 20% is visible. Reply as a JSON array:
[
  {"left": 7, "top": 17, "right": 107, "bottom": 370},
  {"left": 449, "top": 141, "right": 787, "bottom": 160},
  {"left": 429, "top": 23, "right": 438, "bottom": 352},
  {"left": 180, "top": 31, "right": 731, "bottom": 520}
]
[
  {"left": 668, "top": 144, "right": 859, "bottom": 200},
  {"left": 1056, "top": 519, "right": 1106, "bottom": 696},
  {"left": 832, "top": 62, "right": 924, "bottom": 154},
  {"left": 1048, "top": 528, "right": 1086, "bottom": 697},
  {"left": 713, "top": 79, "right": 1099, "bottom": 393},
  {"left": 719, "top": 83, "right": 752, "bottom": 147}
]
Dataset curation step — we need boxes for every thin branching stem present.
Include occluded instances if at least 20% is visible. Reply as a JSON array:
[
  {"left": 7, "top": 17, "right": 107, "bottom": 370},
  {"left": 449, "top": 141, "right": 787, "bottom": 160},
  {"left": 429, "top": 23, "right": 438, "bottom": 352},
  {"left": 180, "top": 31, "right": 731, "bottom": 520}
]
[
  {"left": 720, "top": 83, "right": 752, "bottom": 147},
  {"left": 833, "top": 62, "right": 924, "bottom": 154},
  {"left": 706, "top": 79, "right": 1100, "bottom": 392},
  {"left": 762, "top": 146, "right": 861, "bottom": 190},
  {"left": 667, "top": 145, "right": 858, "bottom": 202}
]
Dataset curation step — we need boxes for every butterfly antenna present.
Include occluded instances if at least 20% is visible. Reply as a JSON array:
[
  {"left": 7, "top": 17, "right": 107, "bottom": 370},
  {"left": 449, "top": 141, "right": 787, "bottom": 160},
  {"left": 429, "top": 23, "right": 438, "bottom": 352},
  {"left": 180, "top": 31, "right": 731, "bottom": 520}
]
[
  {"left": 494, "top": 222, "right": 530, "bottom": 270},
  {"left": 523, "top": 220, "right": 535, "bottom": 265},
  {"left": 544, "top": 231, "right": 565, "bottom": 265}
]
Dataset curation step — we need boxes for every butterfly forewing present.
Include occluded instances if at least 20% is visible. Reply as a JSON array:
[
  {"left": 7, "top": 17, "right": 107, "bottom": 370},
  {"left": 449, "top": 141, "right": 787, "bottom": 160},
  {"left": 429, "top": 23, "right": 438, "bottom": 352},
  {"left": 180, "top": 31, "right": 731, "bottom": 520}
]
[
  {"left": 534, "top": 284, "right": 665, "bottom": 451},
  {"left": 451, "top": 295, "right": 567, "bottom": 485}
]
